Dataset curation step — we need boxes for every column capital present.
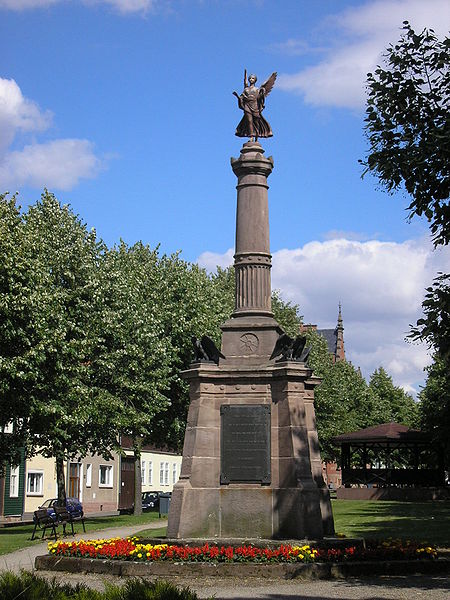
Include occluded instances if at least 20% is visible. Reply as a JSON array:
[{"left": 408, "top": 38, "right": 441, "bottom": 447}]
[{"left": 231, "top": 141, "right": 274, "bottom": 179}]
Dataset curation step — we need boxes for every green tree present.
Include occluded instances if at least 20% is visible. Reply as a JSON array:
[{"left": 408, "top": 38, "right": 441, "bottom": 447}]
[
  {"left": 362, "top": 22, "right": 450, "bottom": 246},
  {"left": 362, "top": 22, "right": 449, "bottom": 460},
  {"left": 271, "top": 289, "right": 303, "bottom": 337},
  {"left": 410, "top": 273, "right": 450, "bottom": 363},
  {"left": 22, "top": 191, "right": 118, "bottom": 504},
  {"left": 303, "top": 329, "right": 384, "bottom": 460},
  {"left": 0, "top": 194, "right": 36, "bottom": 468},
  {"left": 369, "top": 367, "right": 419, "bottom": 427},
  {"left": 94, "top": 242, "right": 179, "bottom": 514},
  {"left": 419, "top": 356, "right": 450, "bottom": 466}
]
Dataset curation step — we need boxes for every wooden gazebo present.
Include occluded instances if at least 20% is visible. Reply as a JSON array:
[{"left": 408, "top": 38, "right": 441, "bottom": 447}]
[{"left": 333, "top": 422, "right": 445, "bottom": 489}]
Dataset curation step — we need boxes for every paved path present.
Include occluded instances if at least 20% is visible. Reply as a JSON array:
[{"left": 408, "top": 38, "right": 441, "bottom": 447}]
[
  {"left": 0, "top": 519, "right": 167, "bottom": 574},
  {"left": 1, "top": 524, "right": 449, "bottom": 599}
]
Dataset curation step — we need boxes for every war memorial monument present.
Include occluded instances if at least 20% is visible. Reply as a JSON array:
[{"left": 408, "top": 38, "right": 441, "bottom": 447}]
[{"left": 167, "top": 72, "right": 334, "bottom": 540}]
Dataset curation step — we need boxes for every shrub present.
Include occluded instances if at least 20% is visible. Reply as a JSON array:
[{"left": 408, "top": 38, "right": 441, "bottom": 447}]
[{"left": 0, "top": 571, "right": 202, "bottom": 600}]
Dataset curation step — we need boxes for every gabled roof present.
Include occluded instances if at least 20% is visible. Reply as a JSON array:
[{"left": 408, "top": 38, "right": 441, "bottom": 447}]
[{"left": 333, "top": 422, "right": 429, "bottom": 444}]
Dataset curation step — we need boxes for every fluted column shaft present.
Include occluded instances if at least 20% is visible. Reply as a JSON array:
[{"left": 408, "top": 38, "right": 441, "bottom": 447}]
[{"left": 231, "top": 141, "right": 273, "bottom": 317}]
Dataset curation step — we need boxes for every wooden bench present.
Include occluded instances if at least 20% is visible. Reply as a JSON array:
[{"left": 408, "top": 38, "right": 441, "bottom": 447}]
[
  {"left": 54, "top": 505, "right": 86, "bottom": 536},
  {"left": 31, "top": 509, "right": 58, "bottom": 541}
]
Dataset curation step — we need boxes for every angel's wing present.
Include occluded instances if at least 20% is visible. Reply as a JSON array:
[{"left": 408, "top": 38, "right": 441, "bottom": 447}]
[{"left": 260, "top": 72, "right": 277, "bottom": 96}]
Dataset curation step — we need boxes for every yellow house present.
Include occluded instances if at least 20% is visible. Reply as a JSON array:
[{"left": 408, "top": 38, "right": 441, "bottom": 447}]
[{"left": 22, "top": 453, "right": 119, "bottom": 518}]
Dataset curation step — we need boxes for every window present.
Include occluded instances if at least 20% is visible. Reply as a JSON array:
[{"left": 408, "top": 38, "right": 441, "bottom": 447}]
[
  {"left": 26, "top": 471, "right": 43, "bottom": 496},
  {"left": 159, "top": 462, "right": 164, "bottom": 485},
  {"left": 99, "top": 465, "right": 113, "bottom": 488},
  {"left": 148, "top": 461, "right": 153, "bottom": 485},
  {"left": 164, "top": 462, "right": 169, "bottom": 485},
  {"left": 141, "top": 460, "right": 146, "bottom": 485},
  {"left": 9, "top": 465, "right": 19, "bottom": 498},
  {"left": 172, "top": 463, "right": 177, "bottom": 484},
  {"left": 86, "top": 464, "right": 92, "bottom": 488}
]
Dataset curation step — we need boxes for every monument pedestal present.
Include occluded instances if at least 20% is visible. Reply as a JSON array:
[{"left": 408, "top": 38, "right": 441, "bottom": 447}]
[{"left": 167, "top": 362, "right": 334, "bottom": 539}]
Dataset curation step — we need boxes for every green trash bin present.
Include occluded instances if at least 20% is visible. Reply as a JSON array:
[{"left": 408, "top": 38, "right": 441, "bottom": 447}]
[{"left": 158, "top": 493, "right": 171, "bottom": 517}]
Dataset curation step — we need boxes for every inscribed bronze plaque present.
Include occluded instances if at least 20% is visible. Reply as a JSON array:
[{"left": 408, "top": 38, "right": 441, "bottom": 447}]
[{"left": 220, "top": 404, "right": 271, "bottom": 484}]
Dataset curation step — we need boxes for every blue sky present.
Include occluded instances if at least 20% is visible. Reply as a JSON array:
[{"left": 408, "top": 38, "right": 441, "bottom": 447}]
[{"left": 1, "top": 0, "right": 449, "bottom": 396}]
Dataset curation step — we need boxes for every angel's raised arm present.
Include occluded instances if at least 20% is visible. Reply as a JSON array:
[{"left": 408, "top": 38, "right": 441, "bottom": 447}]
[{"left": 244, "top": 69, "right": 248, "bottom": 88}]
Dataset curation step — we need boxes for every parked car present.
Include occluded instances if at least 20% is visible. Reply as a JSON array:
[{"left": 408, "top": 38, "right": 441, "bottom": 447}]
[
  {"left": 35, "top": 497, "right": 84, "bottom": 521},
  {"left": 141, "top": 491, "right": 163, "bottom": 511}
]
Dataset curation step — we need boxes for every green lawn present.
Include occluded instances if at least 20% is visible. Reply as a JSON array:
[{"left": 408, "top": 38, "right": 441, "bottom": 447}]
[
  {"left": 331, "top": 499, "right": 450, "bottom": 546},
  {"left": 1, "top": 501, "right": 449, "bottom": 556},
  {"left": 0, "top": 511, "right": 165, "bottom": 556},
  {"left": 133, "top": 526, "right": 168, "bottom": 539},
  {"left": 135, "top": 501, "right": 450, "bottom": 547}
]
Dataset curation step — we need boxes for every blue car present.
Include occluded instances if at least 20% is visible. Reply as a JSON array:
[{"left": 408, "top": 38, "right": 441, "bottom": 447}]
[{"left": 36, "top": 497, "right": 84, "bottom": 521}]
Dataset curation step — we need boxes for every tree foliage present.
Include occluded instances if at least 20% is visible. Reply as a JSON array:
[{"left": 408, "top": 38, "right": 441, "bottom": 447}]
[
  {"left": 368, "top": 367, "right": 419, "bottom": 427},
  {"left": 304, "top": 330, "right": 419, "bottom": 461},
  {"left": 409, "top": 272, "right": 450, "bottom": 362},
  {"left": 362, "top": 22, "right": 450, "bottom": 465},
  {"left": 362, "top": 22, "right": 450, "bottom": 246},
  {"left": 23, "top": 192, "right": 120, "bottom": 501},
  {"left": 419, "top": 356, "right": 450, "bottom": 466},
  {"left": 0, "top": 195, "right": 36, "bottom": 467}
]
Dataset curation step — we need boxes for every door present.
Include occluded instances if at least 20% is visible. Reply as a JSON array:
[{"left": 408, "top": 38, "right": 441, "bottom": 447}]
[
  {"left": 119, "top": 457, "right": 135, "bottom": 511},
  {"left": 68, "top": 463, "right": 81, "bottom": 499}
]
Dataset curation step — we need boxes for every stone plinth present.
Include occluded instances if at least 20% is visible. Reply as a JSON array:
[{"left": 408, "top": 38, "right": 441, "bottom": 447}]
[{"left": 167, "top": 362, "right": 334, "bottom": 540}]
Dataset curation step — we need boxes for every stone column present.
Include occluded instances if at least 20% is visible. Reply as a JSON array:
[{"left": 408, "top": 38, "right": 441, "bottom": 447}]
[
  {"left": 220, "top": 142, "right": 282, "bottom": 365},
  {"left": 231, "top": 141, "right": 273, "bottom": 317}
]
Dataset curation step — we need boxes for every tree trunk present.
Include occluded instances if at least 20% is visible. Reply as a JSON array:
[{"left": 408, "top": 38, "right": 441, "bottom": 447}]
[
  {"left": 56, "top": 455, "right": 67, "bottom": 507},
  {"left": 133, "top": 439, "right": 142, "bottom": 516}
]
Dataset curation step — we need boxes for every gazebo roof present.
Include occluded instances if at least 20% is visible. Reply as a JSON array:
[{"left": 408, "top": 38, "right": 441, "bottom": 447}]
[{"left": 333, "top": 422, "right": 430, "bottom": 444}]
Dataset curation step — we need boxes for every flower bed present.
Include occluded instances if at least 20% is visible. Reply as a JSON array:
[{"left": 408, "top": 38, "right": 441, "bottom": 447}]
[{"left": 48, "top": 537, "right": 438, "bottom": 564}]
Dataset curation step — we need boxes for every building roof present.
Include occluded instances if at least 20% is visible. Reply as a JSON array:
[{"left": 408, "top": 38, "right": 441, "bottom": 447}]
[
  {"left": 317, "top": 328, "right": 336, "bottom": 354},
  {"left": 333, "top": 422, "right": 430, "bottom": 444}
]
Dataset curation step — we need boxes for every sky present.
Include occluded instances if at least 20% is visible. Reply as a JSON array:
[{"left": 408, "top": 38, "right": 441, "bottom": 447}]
[{"left": 1, "top": 0, "right": 449, "bottom": 397}]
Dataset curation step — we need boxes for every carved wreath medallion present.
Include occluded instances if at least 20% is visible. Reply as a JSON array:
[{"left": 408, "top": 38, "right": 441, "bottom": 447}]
[{"left": 239, "top": 333, "right": 259, "bottom": 353}]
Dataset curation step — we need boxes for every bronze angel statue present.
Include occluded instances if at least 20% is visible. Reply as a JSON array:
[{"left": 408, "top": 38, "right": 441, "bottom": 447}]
[{"left": 233, "top": 70, "right": 277, "bottom": 141}]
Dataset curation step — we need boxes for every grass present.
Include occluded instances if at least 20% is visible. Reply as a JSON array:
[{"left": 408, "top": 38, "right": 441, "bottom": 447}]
[
  {"left": 133, "top": 526, "right": 168, "bottom": 539},
  {"left": 136, "top": 501, "right": 450, "bottom": 547},
  {"left": 331, "top": 499, "right": 450, "bottom": 546},
  {"left": 0, "top": 511, "right": 165, "bottom": 556},
  {"left": 1, "top": 501, "right": 449, "bottom": 556}
]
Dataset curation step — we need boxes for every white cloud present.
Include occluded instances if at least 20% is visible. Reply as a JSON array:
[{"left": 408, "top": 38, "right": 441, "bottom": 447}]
[
  {"left": 0, "top": 0, "right": 60, "bottom": 8},
  {"left": 197, "top": 248, "right": 234, "bottom": 272},
  {"left": 197, "top": 237, "right": 450, "bottom": 395},
  {"left": 0, "top": 78, "right": 103, "bottom": 192},
  {"left": 278, "top": 0, "right": 450, "bottom": 109},
  {"left": 0, "top": 78, "right": 52, "bottom": 153},
  {"left": 0, "top": 0, "right": 156, "bottom": 13},
  {"left": 0, "top": 139, "right": 102, "bottom": 191},
  {"left": 88, "top": 0, "right": 155, "bottom": 13}
]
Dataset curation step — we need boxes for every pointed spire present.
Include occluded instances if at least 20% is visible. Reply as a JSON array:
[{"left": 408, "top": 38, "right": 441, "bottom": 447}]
[{"left": 335, "top": 302, "right": 345, "bottom": 362}]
